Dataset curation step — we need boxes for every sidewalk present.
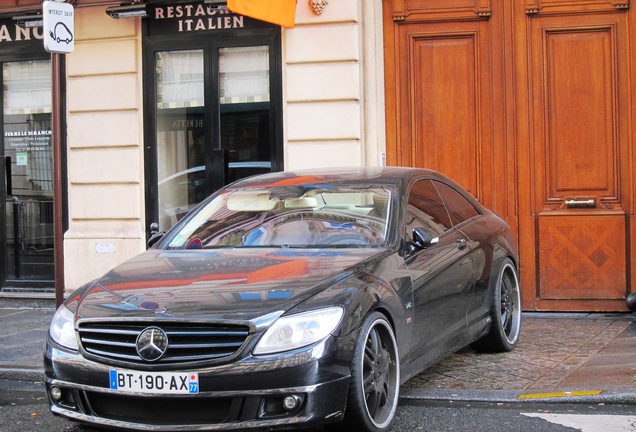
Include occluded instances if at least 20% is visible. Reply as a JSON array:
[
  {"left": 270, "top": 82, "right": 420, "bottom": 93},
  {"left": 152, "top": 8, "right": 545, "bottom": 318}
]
[
  {"left": 403, "top": 312, "right": 636, "bottom": 404},
  {"left": 1, "top": 305, "right": 635, "bottom": 405}
]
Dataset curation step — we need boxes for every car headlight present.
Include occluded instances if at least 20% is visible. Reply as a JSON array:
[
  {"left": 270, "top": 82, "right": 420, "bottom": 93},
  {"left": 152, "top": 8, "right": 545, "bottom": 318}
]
[
  {"left": 254, "top": 307, "right": 344, "bottom": 355},
  {"left": 49, "top": 305, "right": 79, "bottom": 351}
]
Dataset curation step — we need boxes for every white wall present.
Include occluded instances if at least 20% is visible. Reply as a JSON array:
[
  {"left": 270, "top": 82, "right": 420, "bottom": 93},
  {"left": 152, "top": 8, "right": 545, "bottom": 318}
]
[
  {"left": 63, "top": 6, "right": 146, "bottom": 291},
  {"left": 285, "top": 0, "right": 385, "bottom": 169}
]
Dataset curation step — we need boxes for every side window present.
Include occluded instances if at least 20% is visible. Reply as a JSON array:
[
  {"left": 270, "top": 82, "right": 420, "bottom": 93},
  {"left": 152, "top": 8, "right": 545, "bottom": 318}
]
[
  {"left": 406, "top": 179, "right": 452, "bottom": 237},
  {"left": 432, "top": 180, "right": 480, "bottom": 226}
]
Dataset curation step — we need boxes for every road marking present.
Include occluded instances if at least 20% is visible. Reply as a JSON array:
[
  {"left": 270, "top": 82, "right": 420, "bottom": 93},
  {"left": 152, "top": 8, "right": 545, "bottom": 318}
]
[
  {"left": 522, "top": 413, "right": 636, "bottom": 431},
  {"left": 518, "top": 390, "right": 602, "bottom": 400}
]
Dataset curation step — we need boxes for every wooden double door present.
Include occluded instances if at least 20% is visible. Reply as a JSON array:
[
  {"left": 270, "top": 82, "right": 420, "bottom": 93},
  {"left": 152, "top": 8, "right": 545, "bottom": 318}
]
[{"left": 383, "top": 0, "right": 635, "bottom": 311}]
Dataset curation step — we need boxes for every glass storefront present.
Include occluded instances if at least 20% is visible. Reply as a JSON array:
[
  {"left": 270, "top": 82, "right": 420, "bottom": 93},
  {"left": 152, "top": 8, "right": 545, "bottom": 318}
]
[
  {"left": 144, "top": 4, "right": 283, "bottom": 234},
  {"left": 2, "top": 60, "right": 54, "bottom": 284}
]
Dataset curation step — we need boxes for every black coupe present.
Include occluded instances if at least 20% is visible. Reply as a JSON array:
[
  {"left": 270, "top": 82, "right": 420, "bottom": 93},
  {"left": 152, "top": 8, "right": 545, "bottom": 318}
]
[{"left": 45, "top": 167, "right": 521, "bottom": 431}]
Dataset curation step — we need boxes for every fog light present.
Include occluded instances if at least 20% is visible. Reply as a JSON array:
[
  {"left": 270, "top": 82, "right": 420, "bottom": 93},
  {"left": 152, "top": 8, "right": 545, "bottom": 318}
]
[
  {"left": 283, "top": 395, "right": 300, "bottom": 411},
  {"left": 50, "top": 386, "right": 62, "bottom": 401}
]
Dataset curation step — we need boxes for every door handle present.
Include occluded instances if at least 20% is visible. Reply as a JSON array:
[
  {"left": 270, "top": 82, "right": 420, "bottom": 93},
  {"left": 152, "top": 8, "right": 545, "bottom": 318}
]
[{"left": 565, "top": 198, "right": 596, "bottom": 209}]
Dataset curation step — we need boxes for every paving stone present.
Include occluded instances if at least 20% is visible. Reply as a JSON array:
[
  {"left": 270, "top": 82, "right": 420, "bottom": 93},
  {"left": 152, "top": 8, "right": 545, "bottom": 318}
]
[{"left": 406, "top": 314, "right": 636, "bottom": 391}]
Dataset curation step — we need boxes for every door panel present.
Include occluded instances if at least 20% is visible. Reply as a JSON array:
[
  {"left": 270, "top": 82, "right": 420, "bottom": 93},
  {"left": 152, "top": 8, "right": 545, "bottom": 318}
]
[
  {"left": 387, "top": 2, "right": 511, "bottom": 217},
  {"left": 411, "top": 35, "right": 478, "bottom": 193},
  {"left": 395, "top": 20, "right": 493, "bottom": 200},
  {"left": 529, "top": 13, "right": 630, "bottom": 308},
  {"left": 539, "top": 215, "right": 626, "bottom": 299}
]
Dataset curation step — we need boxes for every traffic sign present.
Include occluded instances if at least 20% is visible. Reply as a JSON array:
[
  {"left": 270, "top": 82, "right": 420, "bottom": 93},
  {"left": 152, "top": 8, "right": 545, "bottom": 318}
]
[{"left": 43, "top": 1, "right": 74, "bottom": 54}]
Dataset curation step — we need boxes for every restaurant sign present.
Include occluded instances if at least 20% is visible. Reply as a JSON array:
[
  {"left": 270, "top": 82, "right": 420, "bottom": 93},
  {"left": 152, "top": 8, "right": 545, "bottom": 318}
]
[{"left": 147, "top": 2, "right": 273, "bottom": 36}]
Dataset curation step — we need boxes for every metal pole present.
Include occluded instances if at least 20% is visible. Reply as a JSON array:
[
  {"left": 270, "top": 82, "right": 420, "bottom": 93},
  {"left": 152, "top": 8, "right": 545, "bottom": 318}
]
[
  {"left": 11, "top": 196, "right": 20, "bottom": 279},
  {"left": 52, "top": 53, "right": 65, "bottom": 308}
]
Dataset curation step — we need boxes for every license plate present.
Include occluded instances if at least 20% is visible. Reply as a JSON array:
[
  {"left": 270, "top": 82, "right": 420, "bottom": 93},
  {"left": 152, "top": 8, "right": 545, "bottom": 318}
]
[{"left": 109, "top": 370, "right": 199, "bottom": 394}]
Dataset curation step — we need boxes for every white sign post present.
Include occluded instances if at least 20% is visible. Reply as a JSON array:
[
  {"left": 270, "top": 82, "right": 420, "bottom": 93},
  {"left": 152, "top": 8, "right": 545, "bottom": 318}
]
[{"left": 43, "top": 1, "right": 74, "bottom": 54}]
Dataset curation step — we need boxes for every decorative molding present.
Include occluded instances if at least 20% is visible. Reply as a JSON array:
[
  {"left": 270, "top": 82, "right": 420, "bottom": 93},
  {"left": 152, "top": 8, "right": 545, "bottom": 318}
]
[
  {"left": 475, "top": 0, "right": 492, "bottom": 17},
  {"left": 526, "top": 0, "right": 540, "bottom": 14},
  {"left": 309, "top": 0, "right": 328, "bottom": 15},
  {"left": 526, "top": 0, "right": 629, "bottom": 14},
  {"left": 547, "top": 201, "right": 566, "bottom": 211},
  {"left": 389, "top": 0, "right": 491, "bottom": 22}
]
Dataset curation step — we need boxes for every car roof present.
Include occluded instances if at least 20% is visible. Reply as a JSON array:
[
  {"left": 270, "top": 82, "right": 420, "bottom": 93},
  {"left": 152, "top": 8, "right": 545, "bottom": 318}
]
[{"left": 229, "top": 166, "right": 448, "bottom": 189}]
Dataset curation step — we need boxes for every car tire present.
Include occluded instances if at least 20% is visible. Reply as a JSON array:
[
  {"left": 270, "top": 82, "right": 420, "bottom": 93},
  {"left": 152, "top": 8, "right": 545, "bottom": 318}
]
[
  {"left": 472, "top": 258, "right": 521, "bottom": 352},
  {"left": 341, "top": 311, "right": 400, "bottom": 432}
]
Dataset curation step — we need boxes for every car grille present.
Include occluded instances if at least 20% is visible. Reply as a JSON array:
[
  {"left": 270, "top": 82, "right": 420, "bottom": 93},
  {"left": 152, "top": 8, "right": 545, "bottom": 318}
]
[
  {"left": 78, "top": 322, "right": 250, "bottom": 365},
  {"left": 83, "top": 391, "right": 232, "bottom": 425}
]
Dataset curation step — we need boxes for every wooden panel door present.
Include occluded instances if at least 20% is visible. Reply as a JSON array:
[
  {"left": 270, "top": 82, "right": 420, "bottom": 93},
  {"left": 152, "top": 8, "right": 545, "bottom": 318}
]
[
  {"left": 384, "top": 0, "right": 635, "bottom": 311},
  {"left": 385, "top": 2, "right": 510, "bottom": 214},
  {"left": 523, "top": 10, "right": 631, "bottom": 310}
]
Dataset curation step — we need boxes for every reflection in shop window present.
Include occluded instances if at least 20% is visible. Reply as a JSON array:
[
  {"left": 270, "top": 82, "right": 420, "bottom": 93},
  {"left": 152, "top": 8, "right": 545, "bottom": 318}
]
[
  {"left": 220, "top": 46, "right": 271, "bottom": 184},
  {"left": 3, "top": 60, "right": 54, "bottom": 281},
  {"left": 155, "top": 50, "right": 206, "bottom": 229}
]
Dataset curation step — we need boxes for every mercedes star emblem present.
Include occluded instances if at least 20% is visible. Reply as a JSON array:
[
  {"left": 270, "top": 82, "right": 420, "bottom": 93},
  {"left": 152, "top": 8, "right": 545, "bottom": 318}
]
[{"left": 136, "top": 327, "right": 168, "bottom": 361}]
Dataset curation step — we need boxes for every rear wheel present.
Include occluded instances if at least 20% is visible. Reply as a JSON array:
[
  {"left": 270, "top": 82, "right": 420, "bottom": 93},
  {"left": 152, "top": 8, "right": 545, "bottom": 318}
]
[
  {"left": 342, "top": 311, "right": 400, "bottom": 432},
  {"left": 473, "top": 258, "right": 521, "bottom": 352}
]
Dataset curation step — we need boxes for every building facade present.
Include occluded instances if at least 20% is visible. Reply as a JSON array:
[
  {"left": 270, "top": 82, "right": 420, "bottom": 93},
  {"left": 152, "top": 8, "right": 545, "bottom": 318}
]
[{"left": 0, "top": 0, "right": 634, "bottom": 312}]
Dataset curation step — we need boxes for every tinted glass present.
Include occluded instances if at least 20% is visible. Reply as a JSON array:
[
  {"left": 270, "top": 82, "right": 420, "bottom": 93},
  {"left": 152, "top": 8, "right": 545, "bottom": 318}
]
[
  {"left": 432, "top": 180, "right": 480, "bottom": 225},
  {"left": 155, "top": 49, "right": 205, "bottom": 229},
  {"left": 219, "top": 46, "right": 272, "bottom": 184},
  {"left": 406, "top": 179, "right": 452, "bottom": 237},
  {"left": 3, "top": 60, "right": 54, "bottom": 282}
]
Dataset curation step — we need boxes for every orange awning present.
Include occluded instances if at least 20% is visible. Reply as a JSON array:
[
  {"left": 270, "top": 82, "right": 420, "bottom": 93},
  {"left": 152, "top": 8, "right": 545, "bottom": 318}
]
[{"left": 227, "top": 0, "right": 296, "bottom": 28}]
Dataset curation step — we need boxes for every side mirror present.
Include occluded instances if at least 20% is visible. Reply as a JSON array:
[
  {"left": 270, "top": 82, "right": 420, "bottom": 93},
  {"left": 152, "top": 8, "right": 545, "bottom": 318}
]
[
  {"left": 147, "top": 222, "right": 165, "bottom": 248},
  {"left": 410, "top": 227, "right": 438, "bottom": 251}
]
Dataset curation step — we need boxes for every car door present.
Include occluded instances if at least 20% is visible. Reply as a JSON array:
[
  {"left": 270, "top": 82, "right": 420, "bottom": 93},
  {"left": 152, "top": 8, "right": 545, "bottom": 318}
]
[
  {"left": 403, "top": 179, "right": 477, "bottom": 365},
  {"left": 432, "top": 180, "right": 488, "bottom": 326}
]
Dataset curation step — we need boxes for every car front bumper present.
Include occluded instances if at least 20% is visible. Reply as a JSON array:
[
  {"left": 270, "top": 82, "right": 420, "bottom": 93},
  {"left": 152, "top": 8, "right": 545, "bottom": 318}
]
[{"left": 44, "top": 337, "right": 351, "bottom": 431}]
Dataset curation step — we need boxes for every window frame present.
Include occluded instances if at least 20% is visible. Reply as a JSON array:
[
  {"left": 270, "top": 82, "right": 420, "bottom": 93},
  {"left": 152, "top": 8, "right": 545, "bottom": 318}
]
[{"left": 142, "top": 19, "right": 283, "bottom": 239}]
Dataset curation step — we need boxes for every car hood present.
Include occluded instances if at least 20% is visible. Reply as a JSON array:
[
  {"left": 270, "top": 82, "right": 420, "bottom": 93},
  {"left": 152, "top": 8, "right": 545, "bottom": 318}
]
[{"left": 73, "top": 248, "right": 386, "bottom": 324}]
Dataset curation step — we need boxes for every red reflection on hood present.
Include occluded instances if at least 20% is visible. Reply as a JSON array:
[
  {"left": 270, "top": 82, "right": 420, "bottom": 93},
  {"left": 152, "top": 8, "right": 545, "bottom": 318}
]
[{"left": 96, "top": 258, "right": 309, "bottom": 292}]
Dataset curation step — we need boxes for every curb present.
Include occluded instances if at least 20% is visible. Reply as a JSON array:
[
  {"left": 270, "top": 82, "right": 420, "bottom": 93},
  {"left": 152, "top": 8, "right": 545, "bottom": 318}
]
[
  {"left": 400, "top": 386, "right": 636, "bottom": 405},
  {"left": 0, "top": 367, "right": 45, "bottom": 383}
]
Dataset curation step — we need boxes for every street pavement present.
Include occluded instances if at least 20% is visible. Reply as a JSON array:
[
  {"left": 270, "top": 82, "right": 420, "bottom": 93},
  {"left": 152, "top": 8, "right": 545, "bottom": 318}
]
[{"left": 1, "top": 300, "right": 635, "bottom": 406}]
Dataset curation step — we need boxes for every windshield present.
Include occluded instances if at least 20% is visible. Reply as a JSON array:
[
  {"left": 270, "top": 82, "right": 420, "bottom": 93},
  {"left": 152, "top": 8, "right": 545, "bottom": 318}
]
[{"left": 165, "top": 185, "right": 392, "bottom": 249}]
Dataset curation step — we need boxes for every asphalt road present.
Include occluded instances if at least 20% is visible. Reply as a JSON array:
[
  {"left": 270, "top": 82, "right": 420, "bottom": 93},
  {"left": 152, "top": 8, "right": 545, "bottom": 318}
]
[{"left": 2, "top": 379, "right": 635, "bottom": 432}]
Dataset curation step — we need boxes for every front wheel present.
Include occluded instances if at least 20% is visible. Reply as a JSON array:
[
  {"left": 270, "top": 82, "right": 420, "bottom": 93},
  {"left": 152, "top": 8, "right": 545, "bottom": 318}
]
[
  {"left": 473, "top": 258, "right": 522, "bottom": 352},
  {"left": 342, "top": 311, "right": 400, "bottom": 432}
]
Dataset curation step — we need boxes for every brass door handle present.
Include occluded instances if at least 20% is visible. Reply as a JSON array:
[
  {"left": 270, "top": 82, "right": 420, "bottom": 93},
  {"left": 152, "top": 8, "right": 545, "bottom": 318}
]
[{"left": 565, "top": 198, "right": 596, "bottom": 208}]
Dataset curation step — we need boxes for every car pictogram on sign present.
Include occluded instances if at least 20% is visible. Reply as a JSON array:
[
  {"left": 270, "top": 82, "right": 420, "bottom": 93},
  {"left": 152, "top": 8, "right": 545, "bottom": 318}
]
[{"left": 49, "top": 22, "right": 73, "bottom": 44}]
